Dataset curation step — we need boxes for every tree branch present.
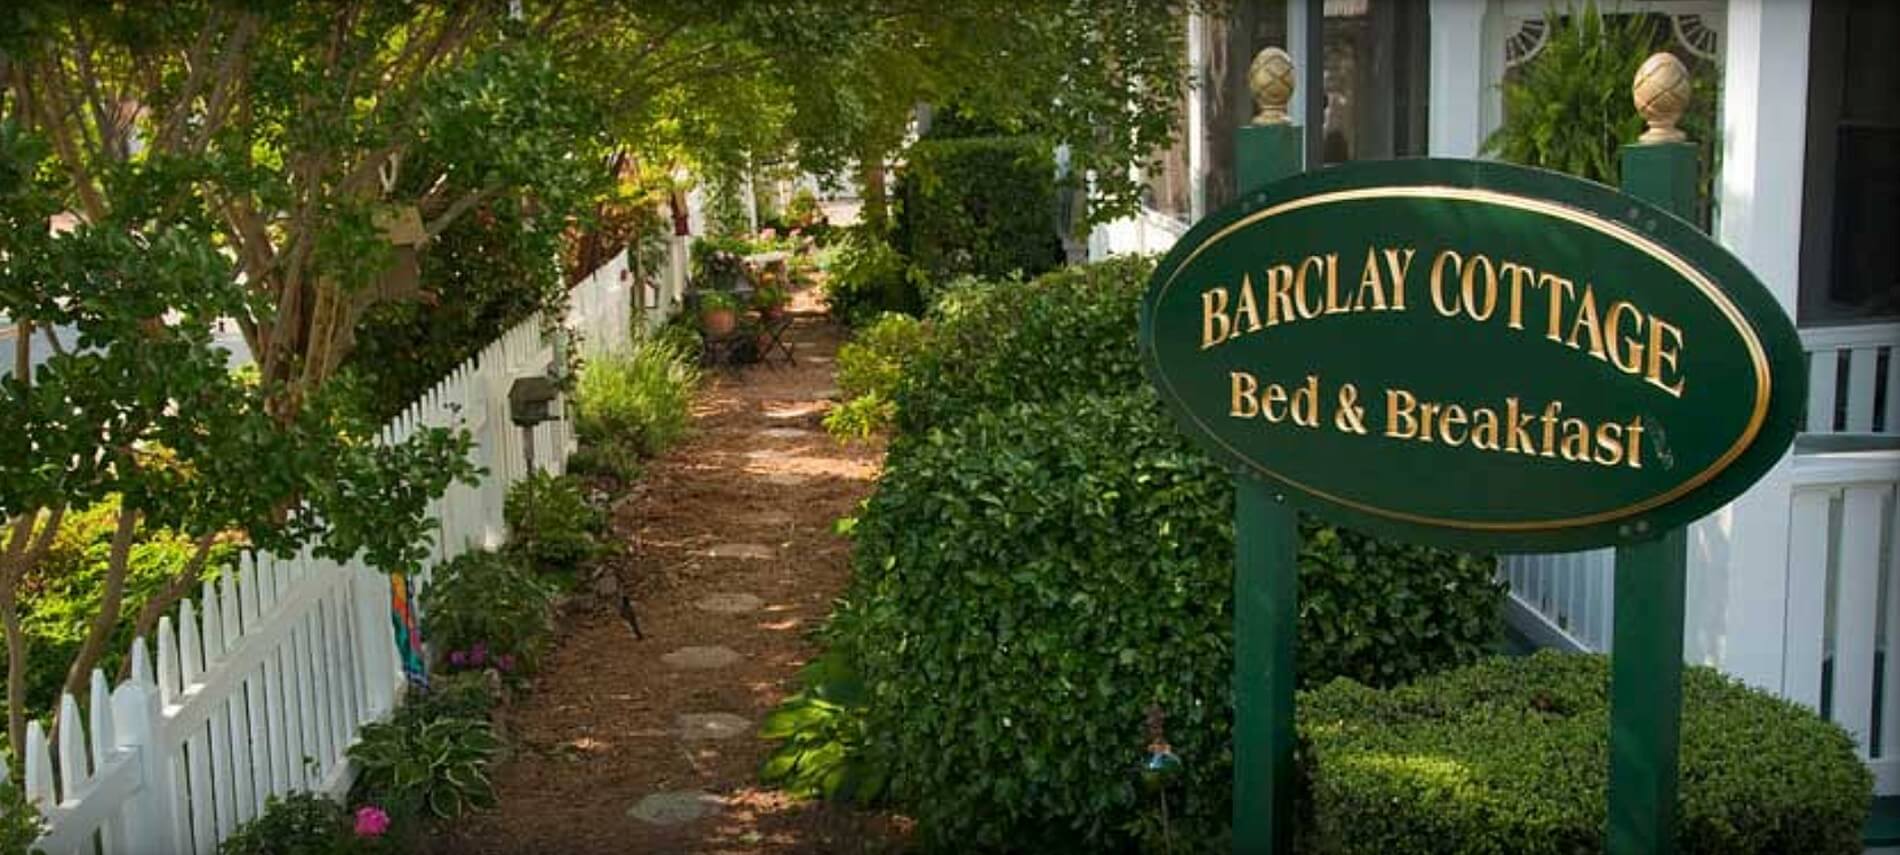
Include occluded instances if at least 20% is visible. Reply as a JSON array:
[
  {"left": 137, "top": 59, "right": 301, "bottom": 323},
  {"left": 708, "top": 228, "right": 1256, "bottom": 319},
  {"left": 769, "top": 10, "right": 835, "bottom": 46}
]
[
  {"left": 58, "top": 504, "right": 138, "bottom": 701},
  {"left": 423, "top": 185, "right": 500, "bottom": 240}
]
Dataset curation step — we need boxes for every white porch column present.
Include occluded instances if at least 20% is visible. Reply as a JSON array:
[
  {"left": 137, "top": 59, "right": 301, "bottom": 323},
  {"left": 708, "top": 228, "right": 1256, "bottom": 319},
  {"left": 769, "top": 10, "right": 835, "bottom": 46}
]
[
  {"left": 1428, "top": 0, "right": 1488, "bottom": 157},
  {"left": 1683, "top": 0, "right": 1812, "bottom": 691}
]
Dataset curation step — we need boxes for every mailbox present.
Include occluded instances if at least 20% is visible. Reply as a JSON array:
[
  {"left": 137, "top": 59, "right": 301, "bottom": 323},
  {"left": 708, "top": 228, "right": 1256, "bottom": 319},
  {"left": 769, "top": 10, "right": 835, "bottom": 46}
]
[{"left": 508, "top": 375, "right": 560, "bottom": 427}]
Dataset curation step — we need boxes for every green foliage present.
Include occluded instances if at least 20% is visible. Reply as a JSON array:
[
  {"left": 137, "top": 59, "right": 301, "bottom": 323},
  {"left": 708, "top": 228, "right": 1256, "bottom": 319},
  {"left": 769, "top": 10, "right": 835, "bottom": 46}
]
[
  {"left": 0, "top": 761, "right": 43, "bottom": 855},
  {"left": 218, "top": 792, "right": 393, "bottom": 855},
  {"left": 1482, "top": 3, "right": 1719, "bottom": 195},
  {"left": 1300, "top": 651, "right": 1872, "bottom": 854},
  {"left": 759, "top": 648, "right": 886, "bottom": 803},
  {"left": 11, "top": 501, "right": 233, "bottom": 715},
  {"left": 347, "top": 715, "right": 499, "bottom": 821},
  {"left": 893, "top": 136, "right": 1063, "bottom": 285},
  {"left": 822, "top": 227, "right": 921, "bottom": 327},
  {"left": 821, "top": 395, "right": 898, "bottom": 443},
  {"left": 892, "top": 255, "right": 1155, "bottom": 435},
  {"left": 691, "top": 235, "right": 752, "bottom": 290},
  {"left": 504, "top": 473, "right": 606, "bottom": 579},
  {"left": 838, "top": 392, "right": 1500, "bottom": 851},
  {"left": 400, "top": 671, "right": 502, "bottom": 726},
  {"left": 564, "top": 442, "right": 643, "bottom": 486},
  {"left": 696, "top": 290, "right": 742, "bottom": 314},
  {"left": 786, "top": 188, "right": 823, "bottom": 228},
  {"left": 573, "top": 338, "right": 699, "bottom": 459},
  {"left": 416, "top": 550, "right": 554, "bottom": 673},
  {"left": 824, "top": 313, "right": 929, "bottom": 441}
]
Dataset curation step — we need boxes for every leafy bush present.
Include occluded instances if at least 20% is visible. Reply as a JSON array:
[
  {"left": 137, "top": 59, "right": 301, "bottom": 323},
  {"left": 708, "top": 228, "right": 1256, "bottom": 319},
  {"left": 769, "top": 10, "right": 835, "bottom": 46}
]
[
  {"left": 1301, "top": 651, "right": 1872, "bottom": 854},
  {"left": 837, "top": 392, "right": 1500, "bottom": 851},
  {"left": 893, "top": 135, "right": 1063, "bottom": 286},
  {"left": 402, "top": 670, "right": 502, "bottom": 724},
  {"left": 417, "top": 550, "right": 554, "bottom": 673},
  {"left": 824, "top": 313, "right": 929, "bottom": 440},
  {"left": 821, "top": 394, "right": 897, "bottom": 443},
  {"left": 573, "top": 336, "right": 699, "bottom": 459},
  {"left": 759, "top": 648, "right": 886, "bottom": 803},
  {"left": 564, "top": 442, "right": 642, "bottom": 485},
  {"left": 0, "top": 762, "right": 43, "bottom": 855},
  {"left": 892, "top": 254, "right": 1154, "bottom": 435},
  {"left": 503, "top": 473, "right": 605, "bottom": 579},
  {"left": 689, "top": 234, "right": 750, "bottom": 290},
  {"left": 1483, "top": 2, "right": 1718, "bottom": 216},
  {"left": 822, "top": 226, "right": 921, "bottom": 326},
  {"left": 13, "top": 499, "right": 234, "bottom": 716},
  {"left": 348, "top": 715, "right": 499, "bottom": 820},
  {"left": 219, "top": 792, "right": 395, "bottom": 855}
]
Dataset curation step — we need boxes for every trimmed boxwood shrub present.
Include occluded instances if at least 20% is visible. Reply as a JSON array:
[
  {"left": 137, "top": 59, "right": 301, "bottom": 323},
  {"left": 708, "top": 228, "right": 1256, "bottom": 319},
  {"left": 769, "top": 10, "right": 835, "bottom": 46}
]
[
  {"left": 894, "top": 135, "right": 1064, "bottom": 286},
  {"left": 840, "top": 391, "right": 1501, "bottom": 852},
  {"left": 1300, "top": 651, "right": 1872, "bottom": 854},
  {"left": 893, "top": 254, "right": 1155, "bottom": 435}
]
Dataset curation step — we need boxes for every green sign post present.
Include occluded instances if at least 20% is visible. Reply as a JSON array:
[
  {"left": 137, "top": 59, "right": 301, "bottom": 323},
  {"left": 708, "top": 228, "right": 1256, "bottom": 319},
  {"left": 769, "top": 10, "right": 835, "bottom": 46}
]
[{"left": 1140, "top": 50, "right": 1805, "bottom": 854}]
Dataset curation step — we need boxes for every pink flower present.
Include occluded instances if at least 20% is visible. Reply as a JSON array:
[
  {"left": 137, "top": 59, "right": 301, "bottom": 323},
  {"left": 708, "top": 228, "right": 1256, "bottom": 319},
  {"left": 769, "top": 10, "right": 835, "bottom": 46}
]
[
  {"left": 354, "top": 805, "right": 390, "bottom": 838},
  {"left": 469, "top": 642, "right": 488, "bottom": 666},
  {"left": 760, "top": 228, "right": 777, "bottom": 240},
  {"left": 448, "top": 649, "right": 468, "bottom": 667},
  {"left": 496, "top": 654, "right": 516, "bottom": 673}
]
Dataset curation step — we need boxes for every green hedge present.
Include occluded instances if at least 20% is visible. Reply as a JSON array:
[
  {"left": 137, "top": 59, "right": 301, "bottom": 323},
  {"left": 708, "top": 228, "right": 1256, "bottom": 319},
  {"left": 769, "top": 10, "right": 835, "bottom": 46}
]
[
  {"left": 893, "top": 255, "right": 1154, "bottom": 435},
  {"left": 894, "top": 136, "right": 1063, "bottom": 286},
  {"left": 840, "top": 391, "right": 1501, "bottom": 851},
  {"left": 1301, "top": 651, "right": 1872, "bottom": 854}
]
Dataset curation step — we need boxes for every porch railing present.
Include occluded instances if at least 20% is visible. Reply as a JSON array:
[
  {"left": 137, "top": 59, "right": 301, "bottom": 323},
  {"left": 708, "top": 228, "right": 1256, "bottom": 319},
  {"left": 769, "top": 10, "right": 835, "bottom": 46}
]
[{"left": 1499, "top": 319, "right": 1900, "bottom": 792}]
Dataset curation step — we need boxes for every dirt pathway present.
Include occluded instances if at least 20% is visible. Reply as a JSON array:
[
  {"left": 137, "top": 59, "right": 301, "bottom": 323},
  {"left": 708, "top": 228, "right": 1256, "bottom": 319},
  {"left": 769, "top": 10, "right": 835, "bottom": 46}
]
[{"left": 453, "top": 292, "right": 902, "bottom": 853}]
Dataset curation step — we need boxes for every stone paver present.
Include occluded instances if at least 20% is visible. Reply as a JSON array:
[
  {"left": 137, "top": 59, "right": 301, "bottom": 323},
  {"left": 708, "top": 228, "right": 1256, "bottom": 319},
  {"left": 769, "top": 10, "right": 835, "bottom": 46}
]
[
  {"left": 695, "top": 592, "right": 765, "bottom": 614},
  {"left": 627, "top": 790, "right": 722, "bottom": 825},
  {"left": 706, "top": 542, "right": 774, "bottom": 560},
  {"left": 660, "top": 645, "right": 743, "bottom": 670},
  {"left": 758, "top": 427, "right": 814, "bottom": 440},
  {"left": 762, "top": 473, "right": 810, "bottom": 487},
  {"left": 676, "top": 712, "right": 752, "bottom": 740},
  {"left": 750, "top": 510, "right": 794, "bottom": 526}
]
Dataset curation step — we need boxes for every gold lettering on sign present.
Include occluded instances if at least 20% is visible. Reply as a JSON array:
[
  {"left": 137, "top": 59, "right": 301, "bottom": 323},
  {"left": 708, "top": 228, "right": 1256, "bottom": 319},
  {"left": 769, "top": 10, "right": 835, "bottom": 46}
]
[{"left": 1193, "top": 242, "right": 1693, "bottom": 396}]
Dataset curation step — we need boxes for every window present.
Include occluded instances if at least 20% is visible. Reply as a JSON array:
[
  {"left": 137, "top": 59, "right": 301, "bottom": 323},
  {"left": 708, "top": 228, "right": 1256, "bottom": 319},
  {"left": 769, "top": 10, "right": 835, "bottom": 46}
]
[{"left": 1800, "top": 0, "right": 1900, "bottom": 326}]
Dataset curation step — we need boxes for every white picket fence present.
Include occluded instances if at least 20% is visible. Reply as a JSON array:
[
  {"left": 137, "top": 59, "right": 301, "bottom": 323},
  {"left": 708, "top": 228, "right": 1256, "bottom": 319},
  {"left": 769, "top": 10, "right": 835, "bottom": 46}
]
[{"left": 4, "top": 244, "right": 670, "bottom": 854}]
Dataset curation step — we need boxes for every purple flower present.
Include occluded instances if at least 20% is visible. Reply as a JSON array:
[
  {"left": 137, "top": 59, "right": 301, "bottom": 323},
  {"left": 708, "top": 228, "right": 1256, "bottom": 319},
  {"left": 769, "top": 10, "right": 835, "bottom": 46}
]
[
  {"left": 496, "top": 654, "right": 516, "bottom": 673},
  {"left": 448, "top": 650, "right": 468, "bottom": 667},
  {"left": 354, "top": 805, "right": 390, "bottom": 838},
  {"left": 469, "top": 642, "right": 488, "bottom": 666}
]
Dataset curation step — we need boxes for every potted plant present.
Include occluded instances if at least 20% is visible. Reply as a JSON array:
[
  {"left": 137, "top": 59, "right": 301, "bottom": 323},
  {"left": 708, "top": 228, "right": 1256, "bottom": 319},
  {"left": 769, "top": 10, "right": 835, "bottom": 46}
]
[
  {"left": 753, "top": 285, "right": 790, "bottom": 322},
  {"left": 698, "top": 290, "right": 740, "bottom": 336}
]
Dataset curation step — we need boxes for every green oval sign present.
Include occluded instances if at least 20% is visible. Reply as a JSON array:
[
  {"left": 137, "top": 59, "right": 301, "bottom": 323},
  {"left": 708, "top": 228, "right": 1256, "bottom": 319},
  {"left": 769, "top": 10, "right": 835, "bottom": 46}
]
[{"left": 1139, "top": 159, "right": 1805, "bottom": 552}]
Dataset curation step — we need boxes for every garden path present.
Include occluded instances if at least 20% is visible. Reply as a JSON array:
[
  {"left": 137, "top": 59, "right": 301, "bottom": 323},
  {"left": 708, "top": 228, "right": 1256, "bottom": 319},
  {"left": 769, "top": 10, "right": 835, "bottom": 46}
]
[{"left": 450, "top": 291, "right": 906, "bottom": 853}]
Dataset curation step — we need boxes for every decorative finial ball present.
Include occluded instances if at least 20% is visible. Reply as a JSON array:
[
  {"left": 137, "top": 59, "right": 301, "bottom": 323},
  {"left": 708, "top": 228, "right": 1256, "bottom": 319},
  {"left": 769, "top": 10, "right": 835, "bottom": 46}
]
[
  {"left": 1633, "top": 52, "right": 1692, "bottom": 143},
  {"left": 1249, "top": 47, "right": 1295, "bottom": 125}
]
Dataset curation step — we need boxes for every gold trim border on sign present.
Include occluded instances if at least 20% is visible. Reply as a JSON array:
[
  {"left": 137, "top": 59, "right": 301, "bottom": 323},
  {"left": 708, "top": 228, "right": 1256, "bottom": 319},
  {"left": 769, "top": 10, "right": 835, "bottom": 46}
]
[{"left": 1151, "top": 185, "right": 1773, "bottom": 533}]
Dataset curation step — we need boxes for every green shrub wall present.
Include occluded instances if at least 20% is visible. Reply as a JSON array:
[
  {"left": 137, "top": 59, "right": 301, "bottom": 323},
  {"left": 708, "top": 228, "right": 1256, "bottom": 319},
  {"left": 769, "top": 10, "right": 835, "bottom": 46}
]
[
  {"left": 894, "top": 136, "right": 1063, "bottom": 285},
  {"left": 1301, "top": 651, "right": 1872, "bottom": 854},
  {"left": 841, "top": 391, "right": 1502, "bottom": 852}
]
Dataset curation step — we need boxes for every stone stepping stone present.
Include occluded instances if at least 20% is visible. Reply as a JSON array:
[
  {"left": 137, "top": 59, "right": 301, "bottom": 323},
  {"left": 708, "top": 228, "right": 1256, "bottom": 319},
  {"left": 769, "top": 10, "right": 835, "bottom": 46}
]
[
  {"left": 676, "top": 712, "right": 752, "bottom": 740},
  {"left": 814, "top": 387, "right": 842, "bottom": 400},
  {"left": 707, "top": 542, "right": 774, "bottom": 560},
  {"left": 696, "top": 592, "right": 765, "bottom": 614},
  {"left": 758, "top": 427, "right": 814, "bottom": 440},
  {"left": 750, "top": 510, "right": 794, "bottom": 526},
  {"left": 628, "top": 790, "right": 722, "bottom": 825},
  {"left": 802, "top": 355, "right": 834, "bottom": 364},
  {"left": 762, "top": 473, "right": 811, "bottom": 487},
  {"left": 661, "top": 646, "right": 742, "bottom": 670}
]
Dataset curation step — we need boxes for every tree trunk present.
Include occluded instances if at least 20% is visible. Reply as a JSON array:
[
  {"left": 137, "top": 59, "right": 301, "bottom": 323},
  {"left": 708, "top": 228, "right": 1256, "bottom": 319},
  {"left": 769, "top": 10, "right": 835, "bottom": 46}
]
[
  {"left": 58, "top": 506, "right": 139, "bottom": 701},
  {"left": 2, "top": 594, "right": 26, "bottom": 764},
  {"left": 116, "top": 533, "right": 219, "bottom": 682},
  {"left": 858, "top": 149, "right": 888, "bottom": 234}
]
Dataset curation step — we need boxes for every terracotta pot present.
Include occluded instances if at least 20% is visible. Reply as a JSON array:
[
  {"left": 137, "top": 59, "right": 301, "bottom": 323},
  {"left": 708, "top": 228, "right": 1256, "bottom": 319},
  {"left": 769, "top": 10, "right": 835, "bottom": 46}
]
[{"left": 700, "top": 308, "right": 736, "bottom": 336}]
